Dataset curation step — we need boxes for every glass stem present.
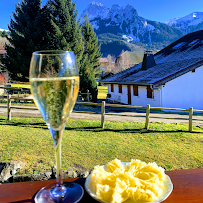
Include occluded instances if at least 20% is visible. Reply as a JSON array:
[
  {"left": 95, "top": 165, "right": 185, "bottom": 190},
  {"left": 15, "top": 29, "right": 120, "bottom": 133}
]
[
  {"left": 55, "top": 138, "right": 63, "bottom": 187},
  {"left": 49, "top": 126, "right": 65, "bottom": 188},
  {"left": 49, "top": 127, "right": 67, "bottom": 199}
]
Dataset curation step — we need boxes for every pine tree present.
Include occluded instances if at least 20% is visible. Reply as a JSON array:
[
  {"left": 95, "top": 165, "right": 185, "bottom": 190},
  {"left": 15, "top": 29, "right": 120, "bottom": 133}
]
[
  {"left": 80, "top": 13, "right": 101, "bottom": 102},
  {"left": 46, "top": 0, "right": 84, "bottom": 69},
  {"left": 1, "top": 31, "right": 8, "bottom": 38},
  {"left": 3, "top": 0, "right": 84, "bottom": 80},
  {"left": 3, "top": 0, "right": 43, "bottom": 80}
]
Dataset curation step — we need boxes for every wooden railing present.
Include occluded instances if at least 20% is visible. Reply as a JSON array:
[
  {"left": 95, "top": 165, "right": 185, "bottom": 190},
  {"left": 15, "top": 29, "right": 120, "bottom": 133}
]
[
  {"left": 0, "top": 86, "right": 31, "bottom": 94},
  {"left": 1, "top": 93, "right": 203, "bottom": 132},
  {"left": 1, "top": 86, "right": 203, "bottom": 132},
  {"left": 1, "top": 169, "right": 203, "bottom": 202}
]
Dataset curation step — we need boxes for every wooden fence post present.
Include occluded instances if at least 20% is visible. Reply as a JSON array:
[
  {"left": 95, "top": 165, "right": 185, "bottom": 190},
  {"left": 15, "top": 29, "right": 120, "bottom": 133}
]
[
  {"left": 87, "top": 90, "right": 90, "bottom": 102},
  {"left": 101, "top": 101, "right": 105, "bottom": 128},
  {"left": 7, "top": 94, "right": 11, "bottom": 120},
  {"left": 145, "top": 104, "right": 150, "bottom": 130},
  {"left": 189, "top": 107, "right": 193, "bottom": 132}
]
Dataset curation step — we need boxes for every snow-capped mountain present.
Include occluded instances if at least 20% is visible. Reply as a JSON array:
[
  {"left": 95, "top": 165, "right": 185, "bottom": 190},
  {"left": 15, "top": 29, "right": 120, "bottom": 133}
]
[
  {"left": 80, "top": 2, "right": 185, "bottom": 56},
  {"left": 81, "top": 2, "right": 153, "bottom": 42},
  {"left": 164, "top": 12, "right": 203, "bottom": 33},
  {"left": 81, "top": 2, "right": 110, "bottom": 21},
  {"left": 81, "top": 2, "right": 139, "bottom": 23},
  {"left": 0, "top": 28, "right": 9, "bottom": 32}
]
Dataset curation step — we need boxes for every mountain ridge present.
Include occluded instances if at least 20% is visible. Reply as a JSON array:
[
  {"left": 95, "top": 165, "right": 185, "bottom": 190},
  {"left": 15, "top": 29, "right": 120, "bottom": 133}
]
[
  {"left": 80, "top": 2, "right": 203, "bottom": 56},
  {"left": 80, "top": 2, "right": 188, "bottom": 56}
]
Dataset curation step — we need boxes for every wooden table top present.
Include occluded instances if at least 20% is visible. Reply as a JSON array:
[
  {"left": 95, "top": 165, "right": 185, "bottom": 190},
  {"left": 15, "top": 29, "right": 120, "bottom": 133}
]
[{"left": 0, "top": 168, "right": 203, "bottom": 203}]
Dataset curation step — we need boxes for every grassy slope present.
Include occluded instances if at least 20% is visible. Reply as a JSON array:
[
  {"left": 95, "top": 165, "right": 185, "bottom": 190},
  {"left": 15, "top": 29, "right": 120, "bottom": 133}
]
[
  {"left": 0, "top": 36, "right": 9, "bottom": 46},
  {"left": 0, "top": 116, "right": 202, "bottom": 175}
]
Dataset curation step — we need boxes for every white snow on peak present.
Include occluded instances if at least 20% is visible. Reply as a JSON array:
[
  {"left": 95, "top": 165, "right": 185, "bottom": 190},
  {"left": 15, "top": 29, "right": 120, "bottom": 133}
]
[
  {"left": 0, "top": 28, "right": 9, "bottom": 32},
  {"left": 91, "top": 21, "right": 99, "bottom": 30},
  {"left": 108, "top": 4, "right": 138, "bottom": 21},
  {"left": 164, "top": 18, "right": 179, "bottom": 26},
  {"left": 122, "top": 35, "right": 134, "bottom": 42},
  {"left": 91, "top": 1, "right": 103, "bottom": 7},
  {"left": 178, "top": 12, "right": 203, "bottom": 22},
  {"left": 80, "top": 1, "right": 110, "bottom": 21},
  {"left": 147, "top": 23, "right": 155, "bottom": 31},
  {"left": 164, "top": 12, "right": 203, "bottom": 27},
  {"left": 129, "top": 33, "right": 140, "bottom": 42},
  {"left": 143, "top": 20, "right": 155, "bottom": 30},
  {"left": 143, "top": 20, "right": 147, "bottom": 28},
  {"left": 81, "top": 2, "right": 138, "bottom": 23}
]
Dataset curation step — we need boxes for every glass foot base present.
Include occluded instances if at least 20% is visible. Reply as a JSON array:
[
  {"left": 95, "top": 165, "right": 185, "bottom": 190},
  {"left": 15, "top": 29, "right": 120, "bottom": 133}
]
[{"left": 34, "top": 182, "right": 84, "bottom": 203}]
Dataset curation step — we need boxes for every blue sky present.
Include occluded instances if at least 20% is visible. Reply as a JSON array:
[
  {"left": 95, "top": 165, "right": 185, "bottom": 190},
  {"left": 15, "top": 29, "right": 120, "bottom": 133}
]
[{"left": 0, "top": 0, "right": 203, "bottom": 30}]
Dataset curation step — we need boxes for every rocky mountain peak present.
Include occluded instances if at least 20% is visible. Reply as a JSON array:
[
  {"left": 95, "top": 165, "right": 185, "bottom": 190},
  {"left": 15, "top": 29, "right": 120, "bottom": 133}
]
[
  {"left": 81, "top": 1, "right": 110, "bottom": 20},
  {"left": 81, "top": 2, "right": 138, "bottom": 22},
  {"left": 108, "top": 4, "right": 138, "bottom": 20}
]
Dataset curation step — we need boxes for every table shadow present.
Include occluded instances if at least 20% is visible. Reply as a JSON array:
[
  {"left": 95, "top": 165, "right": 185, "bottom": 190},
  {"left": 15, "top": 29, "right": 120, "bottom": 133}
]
[
  {"left": 2, "top": 178, "right": 96, "bottom": 203},
  {"left": 8, "top": 199, "right": 34, "bottom": 203}
]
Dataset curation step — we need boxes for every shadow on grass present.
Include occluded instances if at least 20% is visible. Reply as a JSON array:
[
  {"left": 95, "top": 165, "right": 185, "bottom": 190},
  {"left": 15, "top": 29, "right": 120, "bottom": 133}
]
[
  {"left": 0, "top": 118, "right": 47, "bottom": 129},
  {"left": 1, "top": 118, "right": 202, "bottom": 134},
  {"left": 64, "top": 126, "right": 202, "bottom": 134}
]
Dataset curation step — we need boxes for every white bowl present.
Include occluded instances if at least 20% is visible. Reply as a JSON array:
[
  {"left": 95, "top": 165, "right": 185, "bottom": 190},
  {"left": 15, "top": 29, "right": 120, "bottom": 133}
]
[{"left": 85, "top": 162, "right": 173, "bottom": 203}]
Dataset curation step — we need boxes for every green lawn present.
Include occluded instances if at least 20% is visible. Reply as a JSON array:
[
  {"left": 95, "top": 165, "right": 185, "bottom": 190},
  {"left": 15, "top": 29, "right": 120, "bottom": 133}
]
[
  {"left": 0, "top": 116, "right": 202, "bottom": 175},
  {"left": 97, "top": 85, "right": 108, "bottom": 99},
  {"left": 10, "top": 83, "right": 30, "bottom": 89}
]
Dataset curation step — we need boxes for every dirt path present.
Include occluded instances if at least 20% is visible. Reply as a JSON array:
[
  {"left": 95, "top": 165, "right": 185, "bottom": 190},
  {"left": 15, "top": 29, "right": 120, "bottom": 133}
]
[{"left": 0, "top": 104, "right": 203, "bottom": 126}]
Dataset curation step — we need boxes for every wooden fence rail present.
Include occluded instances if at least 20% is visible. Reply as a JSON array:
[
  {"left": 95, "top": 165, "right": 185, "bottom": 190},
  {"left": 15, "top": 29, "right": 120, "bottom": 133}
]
[{"left": 1, "top": 93, "right": 203, "bottom": 132}]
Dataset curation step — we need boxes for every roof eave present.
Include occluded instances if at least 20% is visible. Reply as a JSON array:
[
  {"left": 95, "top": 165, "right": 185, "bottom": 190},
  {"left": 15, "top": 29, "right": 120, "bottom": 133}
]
[
  {"left": 100, "top": 81, "right": 154, "bottom": 86},
  {"left": 153, "top": 59, "right": 203, "bottom": 87}
]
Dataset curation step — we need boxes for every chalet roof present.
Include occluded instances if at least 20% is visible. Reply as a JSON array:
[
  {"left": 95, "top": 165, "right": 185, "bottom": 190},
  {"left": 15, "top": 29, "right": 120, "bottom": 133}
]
[
  {"left": 0, "top": 50, "right": 6, "bottom": 54},
  {"left": 101, "top": 30, "right": 203, "bottom": 87},
  {"left": 0, "top": 45, "right": 6, "bottom": 54},
  {"left": 100, "top": 57, "right": 109, "bottom": 63}
]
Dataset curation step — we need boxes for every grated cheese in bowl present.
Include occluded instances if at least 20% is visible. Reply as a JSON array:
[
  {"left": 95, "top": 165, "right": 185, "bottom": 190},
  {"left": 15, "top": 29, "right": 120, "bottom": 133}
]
[{"left": 85, "top": 159, "right": 173, "bottom": 203}]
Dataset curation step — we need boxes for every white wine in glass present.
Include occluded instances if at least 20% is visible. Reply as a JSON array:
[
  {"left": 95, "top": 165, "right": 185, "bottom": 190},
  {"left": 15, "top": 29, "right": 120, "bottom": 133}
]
[{"left": 29, "top": 50, "right": 84, "bottom": 203}]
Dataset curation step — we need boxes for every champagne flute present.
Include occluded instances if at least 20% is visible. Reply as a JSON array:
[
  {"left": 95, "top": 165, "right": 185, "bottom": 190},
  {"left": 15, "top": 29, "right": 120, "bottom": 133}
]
[{"left": 29, "top": 50, "right": 84, "bottom": 203}]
